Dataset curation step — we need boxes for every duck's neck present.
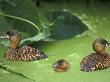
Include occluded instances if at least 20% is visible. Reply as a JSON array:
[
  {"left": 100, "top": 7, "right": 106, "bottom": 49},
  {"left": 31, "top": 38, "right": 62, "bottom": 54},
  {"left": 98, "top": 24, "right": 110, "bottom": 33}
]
[
  {"left": 96, "top": 50, "right": 107, "bottom": 55},
  {"left": 10, "top": 42, "right": 18, "bottom": 49},
  {"left": 10, "top": 40, "right": 20, "bottom": 49}
]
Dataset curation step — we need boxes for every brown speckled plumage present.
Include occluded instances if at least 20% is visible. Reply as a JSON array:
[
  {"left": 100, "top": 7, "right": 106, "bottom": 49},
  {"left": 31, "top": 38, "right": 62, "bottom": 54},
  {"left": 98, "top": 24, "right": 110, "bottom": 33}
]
[
  {"left": 80, "top": 38, "right": 110, "bottom": 72},
  {"left": 2, "top": 30, "right": 48, "bottom": 61},
  {"left": 80, "top": 53, "right": 110, "bottom": 72},
  {"left": 5, "top": 46, "right": 47, "bottom": 61}
]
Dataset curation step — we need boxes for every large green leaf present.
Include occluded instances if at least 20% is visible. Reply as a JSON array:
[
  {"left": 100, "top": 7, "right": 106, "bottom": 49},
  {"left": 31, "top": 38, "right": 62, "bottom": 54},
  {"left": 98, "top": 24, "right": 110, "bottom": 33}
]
[
  {"left": 20, "top": 24, "right": 51, "bottom": 46},
  {"left": 0, "top": 0, "right": 51, "bottom": 46},
  {"left": 0, "top": 15, "right": 10, "bottom": 35},
  {"left": 0, "top": 2, "right": 10, "bottom": 35},
  {"left": 45, "top": 10, "right": 88, "bottom": 40},
  {"left": 0, "top": 0, "right": 41, "bottom": 36}
]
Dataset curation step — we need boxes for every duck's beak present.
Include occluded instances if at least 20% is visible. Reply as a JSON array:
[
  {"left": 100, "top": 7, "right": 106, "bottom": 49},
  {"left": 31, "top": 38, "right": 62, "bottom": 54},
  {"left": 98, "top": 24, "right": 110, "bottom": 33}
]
[{"left": 0, "top": 34, "right": 9, "bottom": 39}]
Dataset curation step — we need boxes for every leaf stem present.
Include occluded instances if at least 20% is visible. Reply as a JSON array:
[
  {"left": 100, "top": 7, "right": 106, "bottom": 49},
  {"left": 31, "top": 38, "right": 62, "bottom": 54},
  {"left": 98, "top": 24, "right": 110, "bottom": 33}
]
[{"left": 0, "top": 12, "right": 41, "bottom": 33}]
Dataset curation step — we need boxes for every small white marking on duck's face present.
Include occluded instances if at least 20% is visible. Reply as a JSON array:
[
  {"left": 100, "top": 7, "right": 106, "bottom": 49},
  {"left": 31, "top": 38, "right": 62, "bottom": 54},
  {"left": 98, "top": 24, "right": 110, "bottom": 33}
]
[
  {"left": 106, "top": 44, "right": 109, "bottom": 47},
  {"left": 0, "top": 35, "right": 9, "bottom": 39}
]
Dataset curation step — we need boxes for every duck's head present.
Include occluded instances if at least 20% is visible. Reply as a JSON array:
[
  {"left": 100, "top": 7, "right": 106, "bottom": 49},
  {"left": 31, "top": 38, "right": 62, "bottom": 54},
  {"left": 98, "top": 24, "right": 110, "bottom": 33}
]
[
  {"left": 92, "top": 38, "right": 110, "bottom": 54},
  {"left": 0, "top": 30, "right": 21, "bottom": 48},
  {"left": 53, "top": 59, "right": 70, "bottom": 72}
]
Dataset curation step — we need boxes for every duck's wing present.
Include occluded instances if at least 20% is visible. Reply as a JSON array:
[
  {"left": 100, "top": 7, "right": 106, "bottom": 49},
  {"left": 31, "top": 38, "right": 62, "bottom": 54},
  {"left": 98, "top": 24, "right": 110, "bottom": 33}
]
[
  {"left": 18, "top": 46, "right": 48, "bottom": 61},
  {"left": 80, "top": 53, "right": 110, "bottom": 72}
]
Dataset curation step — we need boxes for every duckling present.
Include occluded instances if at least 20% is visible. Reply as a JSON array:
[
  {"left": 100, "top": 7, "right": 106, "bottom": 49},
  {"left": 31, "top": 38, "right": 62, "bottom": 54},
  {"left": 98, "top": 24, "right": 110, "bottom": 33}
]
[
  {"left": 1, "top": 30, "right": 48, "bottom": 61},
  {"left": 53, "top": 59, "right": 70, "bottom": 72},
  {"left": 80, "top": 38, "right": 110, "bottom": 72}
]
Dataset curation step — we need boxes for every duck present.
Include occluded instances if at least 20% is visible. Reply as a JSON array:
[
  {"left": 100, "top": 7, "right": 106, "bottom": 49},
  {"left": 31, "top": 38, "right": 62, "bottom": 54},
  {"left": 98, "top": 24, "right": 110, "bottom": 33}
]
[
  {"left": 53, "top": 59, "right": 70, "bottom": 72},
  {"left": 0, "top": 30, "right": 48, "bottom": 61},
  {"left": 80, "top": 38, "right": 110, "bottom": 72}
]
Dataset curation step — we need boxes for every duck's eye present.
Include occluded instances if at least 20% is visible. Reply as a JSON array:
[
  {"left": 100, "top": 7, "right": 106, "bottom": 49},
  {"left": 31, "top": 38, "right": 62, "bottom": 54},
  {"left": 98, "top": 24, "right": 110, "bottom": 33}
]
[
  {"left": 6, "top": 31, "right": 10, "bottom": 35},
  {"left": 6, "top": 31, "right": 14, "bottom": 36}
]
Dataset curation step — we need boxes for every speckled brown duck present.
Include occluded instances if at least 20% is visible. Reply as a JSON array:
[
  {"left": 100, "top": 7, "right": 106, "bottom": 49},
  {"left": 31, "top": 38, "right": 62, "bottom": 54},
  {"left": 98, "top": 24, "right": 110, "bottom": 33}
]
[
  {"left": 1, "top": 30, "right": 48, "bottom": 61},
  {"left": 53, "top": 59, "right": 70, "bottom": 72},
  {"left": 80, "top": 38, "right": 110, "bottom": 72}
]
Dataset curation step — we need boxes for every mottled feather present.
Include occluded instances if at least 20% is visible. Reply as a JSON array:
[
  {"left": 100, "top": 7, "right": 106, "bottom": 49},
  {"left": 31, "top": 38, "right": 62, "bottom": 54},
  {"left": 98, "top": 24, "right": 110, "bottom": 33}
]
[
  {"left": 5, "top": 46, "right": 48, "bottom": 61},
  {"left": 80, "top": 53, "right": 110, "bottom": 72}
]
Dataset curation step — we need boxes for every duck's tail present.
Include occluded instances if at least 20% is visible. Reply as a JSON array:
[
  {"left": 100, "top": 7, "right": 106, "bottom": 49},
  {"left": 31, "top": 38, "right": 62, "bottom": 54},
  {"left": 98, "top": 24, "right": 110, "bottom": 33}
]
[{"left": 39, "top": 52, "right": 48, "bottom": 60}]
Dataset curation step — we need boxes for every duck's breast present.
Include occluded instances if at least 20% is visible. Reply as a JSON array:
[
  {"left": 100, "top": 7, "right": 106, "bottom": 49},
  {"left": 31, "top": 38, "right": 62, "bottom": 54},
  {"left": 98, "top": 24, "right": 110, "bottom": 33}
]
[{"left": 5, "top": 48, "right": 18, "bottom": 61}]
